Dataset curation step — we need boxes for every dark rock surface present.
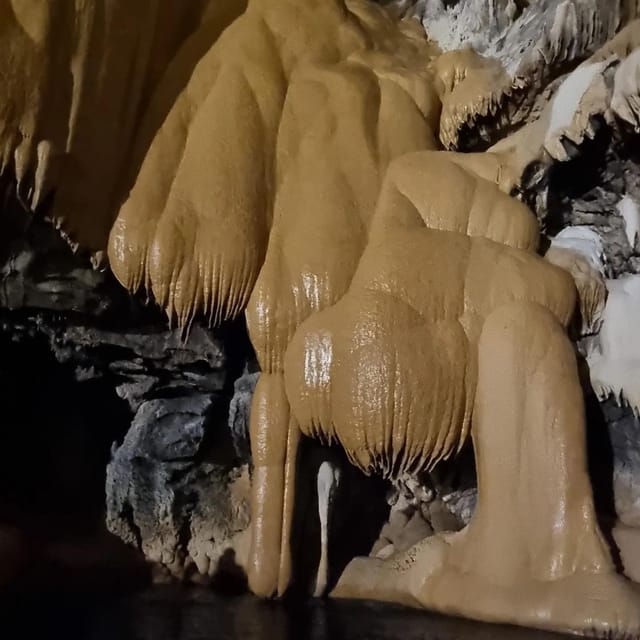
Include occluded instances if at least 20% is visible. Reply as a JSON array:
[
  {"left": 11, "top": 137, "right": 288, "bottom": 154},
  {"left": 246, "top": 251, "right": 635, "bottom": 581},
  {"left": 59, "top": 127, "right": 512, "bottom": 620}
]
[
  {"left": 599, "top": 398, "right": 640, "bottom": 528},
  {"left": 4, "top": 586, "right": 574, "bottom": 640},
  {"left": 540, "top": 132, "right": 640, "bottom": 277},
  {"left": 106, "top": 393, "right": 251, "bottom": 582},
  {"left": 0, "top": 187, "right": 252, "bottom": 585}
]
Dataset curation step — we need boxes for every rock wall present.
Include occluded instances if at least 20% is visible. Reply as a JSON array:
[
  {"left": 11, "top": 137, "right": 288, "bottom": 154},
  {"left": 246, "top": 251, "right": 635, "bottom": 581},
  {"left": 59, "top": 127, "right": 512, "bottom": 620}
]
[{"left": 0, "top": 189, "right": 252, "bottom": 585}]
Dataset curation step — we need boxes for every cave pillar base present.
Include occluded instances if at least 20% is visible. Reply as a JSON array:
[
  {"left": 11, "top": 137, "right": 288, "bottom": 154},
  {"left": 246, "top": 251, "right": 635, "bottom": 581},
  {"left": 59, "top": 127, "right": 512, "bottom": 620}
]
[{"left": 333, "top": 302, "right": 640, "bottom": 636}]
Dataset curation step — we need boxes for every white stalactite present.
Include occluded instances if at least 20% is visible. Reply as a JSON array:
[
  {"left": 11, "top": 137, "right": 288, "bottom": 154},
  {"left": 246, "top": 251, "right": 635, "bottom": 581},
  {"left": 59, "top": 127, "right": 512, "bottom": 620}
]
[
  {"left": 618, "top": 195, "right": 640, "bottom": 251},
  {"left": 313, "top": 460, "right": 341, "bottom": 597}
]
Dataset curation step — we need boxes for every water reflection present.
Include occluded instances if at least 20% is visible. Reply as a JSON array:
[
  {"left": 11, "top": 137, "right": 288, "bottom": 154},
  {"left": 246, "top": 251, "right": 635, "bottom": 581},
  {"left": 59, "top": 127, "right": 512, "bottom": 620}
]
[{"left": 4, "top": 587, "right": 572, "bottom": 640}]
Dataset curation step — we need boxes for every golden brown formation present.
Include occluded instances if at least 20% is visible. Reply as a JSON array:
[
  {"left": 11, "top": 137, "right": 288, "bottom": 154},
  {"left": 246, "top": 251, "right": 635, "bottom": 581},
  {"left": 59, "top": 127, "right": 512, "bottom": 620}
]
[
  {"left": 110, "top": 0, "right": 443, "bottom": 331},
  {"left": 0, "top": 0, "right": 238, "bottom": 252},
  {"left": 284, "top": 152, "right": 574, "bottom": 476},
  {"left": 2, "top": 0, "right": 640, "bottom": 635}
]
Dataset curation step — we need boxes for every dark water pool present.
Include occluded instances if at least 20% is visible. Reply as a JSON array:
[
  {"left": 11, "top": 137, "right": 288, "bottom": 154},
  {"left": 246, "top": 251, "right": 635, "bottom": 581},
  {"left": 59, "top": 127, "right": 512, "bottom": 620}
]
[{"left": 1, "top": 587, "right": 572, "bottom": 640}]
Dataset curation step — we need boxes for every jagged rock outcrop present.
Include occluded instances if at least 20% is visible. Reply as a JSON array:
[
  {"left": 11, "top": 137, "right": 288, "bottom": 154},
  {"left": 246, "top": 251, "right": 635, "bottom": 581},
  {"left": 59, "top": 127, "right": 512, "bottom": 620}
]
[
  {"left": 0, "top": 194, "right": 251, "bottom": 584},
  {"left": 369, "top": 462, "right": 477, "bottom": 560},
  {"left": 382, "top": 0, "right": 638, "bottom": 148},
  {"left": 228, "top": 371, "right": 259, "bottom": 465},
  {"left": 0, "top": 1, "right": 247, "bottom": 253},
  {"left": 106, "top": 395, "right": 250, "bottom": 583}
]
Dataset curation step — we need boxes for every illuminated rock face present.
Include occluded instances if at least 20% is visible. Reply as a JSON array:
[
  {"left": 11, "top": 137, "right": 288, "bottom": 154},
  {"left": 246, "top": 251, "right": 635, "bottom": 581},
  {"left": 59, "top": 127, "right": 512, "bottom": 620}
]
[
  {"left": 0, "top": 0, "right": 241, "bottom": 252},
  {"left": 3, "top": 0, "right": 640, "bottom": 635}
]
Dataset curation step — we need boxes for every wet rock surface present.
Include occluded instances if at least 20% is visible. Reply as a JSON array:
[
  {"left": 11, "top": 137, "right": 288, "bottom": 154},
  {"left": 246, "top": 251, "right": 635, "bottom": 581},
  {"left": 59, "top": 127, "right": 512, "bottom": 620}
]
[
  {"left": 3, "top": 42, "right": 640, "bottom": 595},
  {"left": 3, "top": 587, "right": 575, "bottom": 640},
  {"left": 540, "top": 134, "right": 640, "bottom": 278}
]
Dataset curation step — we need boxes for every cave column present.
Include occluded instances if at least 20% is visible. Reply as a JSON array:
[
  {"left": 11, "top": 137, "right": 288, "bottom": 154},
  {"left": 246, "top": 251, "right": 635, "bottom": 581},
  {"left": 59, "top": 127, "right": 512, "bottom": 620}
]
[
  {"left": 247, "top": 372, "right": 299, "bottom": 597},
  {"left": 462, "top": 300, "right": 612, "bottom": 584}
]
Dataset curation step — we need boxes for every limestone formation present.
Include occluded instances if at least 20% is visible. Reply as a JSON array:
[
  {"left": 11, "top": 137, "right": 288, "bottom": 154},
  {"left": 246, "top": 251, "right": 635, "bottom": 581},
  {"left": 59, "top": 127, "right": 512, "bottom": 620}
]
[
  {"left": 106, "top": 395, "right": 251, "bottom": 582},
  {"left": 384, "top": 0, "right": 637, "bottom": 147},
  {"left": 3, "top": 0, "right": 640, "bottom": 636},
  {"left": 587, "top": 275, "right": 640, "bottom": 414},
  {"left": 0, "top": 0, "right": 247, "bottom": 252},
  {"left": 545, "top": 226, "right": 608, "bottom": 335}
]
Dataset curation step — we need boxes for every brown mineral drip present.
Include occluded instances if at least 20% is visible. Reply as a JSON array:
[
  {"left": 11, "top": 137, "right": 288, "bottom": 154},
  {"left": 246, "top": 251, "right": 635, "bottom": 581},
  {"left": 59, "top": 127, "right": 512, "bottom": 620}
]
[
  {"left": 110, "top": 0, "right": 442, "bottom": 330},
  {"left": 590, "top": 19, "right": 640, "bottom": 62},
  {"left": 433, "top": 49, "right": 511, "bottom": 150},
  {"left": 245, "top": 60, "right": 442, "bottom": 373},
  {"left": 108, "top": 4, "right": 250, "bottom": 297},
  {"left": 0, "top": 1, "right": 216, "bottom": 252},
  {"left": 3, "top": 1, "right": 640, "bottom": 636},
  {"left": 284, "top": 151, "right": 574, "bottom": 479},
  {"left": 333, "top": 301, "right": 640, "bottom": 634}
]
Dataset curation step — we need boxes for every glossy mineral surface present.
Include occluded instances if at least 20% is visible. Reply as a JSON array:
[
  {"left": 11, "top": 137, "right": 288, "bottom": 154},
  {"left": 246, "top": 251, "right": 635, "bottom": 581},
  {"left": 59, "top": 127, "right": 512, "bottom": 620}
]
[
  {"left": 3, "top": 1, "right": 640, "bottom": 636},
  {"left": 5, "top": 589, "right": 575, "bottom": 640}
]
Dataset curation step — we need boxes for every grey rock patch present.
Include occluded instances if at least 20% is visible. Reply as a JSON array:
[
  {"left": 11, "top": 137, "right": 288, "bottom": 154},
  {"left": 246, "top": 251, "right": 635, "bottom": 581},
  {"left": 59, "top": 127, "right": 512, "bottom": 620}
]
[
  {"left": 106, "top": 394, "right": 251, "bottom": 581},
  {"left": 228, "top": 371, "right": 259, "bottom": 464}
]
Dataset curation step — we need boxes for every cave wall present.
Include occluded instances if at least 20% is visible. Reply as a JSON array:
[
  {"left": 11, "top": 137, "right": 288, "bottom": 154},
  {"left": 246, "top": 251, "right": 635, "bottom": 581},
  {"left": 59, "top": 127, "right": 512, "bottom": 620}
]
[{"left": 0, "top": 189, "right": 253, "bottom": 586}]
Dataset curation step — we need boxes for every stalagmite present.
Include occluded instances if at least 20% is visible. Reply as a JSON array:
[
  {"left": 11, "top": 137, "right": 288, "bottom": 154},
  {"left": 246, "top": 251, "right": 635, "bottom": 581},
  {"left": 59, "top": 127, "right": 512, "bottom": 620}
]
[
  {"left": 313, "top": 461, "right": 341, "bottom": 597},
  {"left": 0, "top": 0, "right": 222, "bottom": 253}
]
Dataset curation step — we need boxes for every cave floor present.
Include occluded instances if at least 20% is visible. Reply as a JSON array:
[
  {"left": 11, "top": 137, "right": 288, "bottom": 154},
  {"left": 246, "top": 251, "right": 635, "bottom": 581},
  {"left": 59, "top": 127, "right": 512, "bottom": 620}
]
[{"left": 1, "top": 586, "right": 574, "bottom": 640}]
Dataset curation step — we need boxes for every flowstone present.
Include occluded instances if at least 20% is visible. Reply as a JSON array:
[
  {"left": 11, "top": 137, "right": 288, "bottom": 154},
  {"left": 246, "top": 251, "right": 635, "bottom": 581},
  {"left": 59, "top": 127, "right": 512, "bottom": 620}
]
[{"left": 2, "top": 1, "right": 640, "bottom": 635}]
